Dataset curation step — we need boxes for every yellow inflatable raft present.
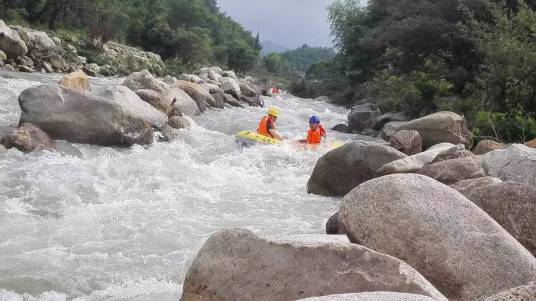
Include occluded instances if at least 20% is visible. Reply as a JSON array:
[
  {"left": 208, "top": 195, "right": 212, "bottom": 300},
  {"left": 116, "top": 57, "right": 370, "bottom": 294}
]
[
  {"left": 235, "top": 131, "right": 280, "bottom": 146},
  {"left": 235, "top": 130, "right": 345, "bottom": 150}
]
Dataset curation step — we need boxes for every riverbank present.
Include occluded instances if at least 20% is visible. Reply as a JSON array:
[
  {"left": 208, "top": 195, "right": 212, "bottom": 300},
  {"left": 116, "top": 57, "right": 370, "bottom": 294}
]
[{"left": 0, "top": 19, "right": 165, "bottom": 77}]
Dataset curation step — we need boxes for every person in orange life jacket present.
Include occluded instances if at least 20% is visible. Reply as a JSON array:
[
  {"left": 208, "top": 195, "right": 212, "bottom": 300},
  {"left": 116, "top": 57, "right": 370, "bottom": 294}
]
[
  {"left": 257, "top": 107, "right": 284, "bottom": 140},
  {"left": 299, "top": 115, "right": 326, "bottom": 144}
]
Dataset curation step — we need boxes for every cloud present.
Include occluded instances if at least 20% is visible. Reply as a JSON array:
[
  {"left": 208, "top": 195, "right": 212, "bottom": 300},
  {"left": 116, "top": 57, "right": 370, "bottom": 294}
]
[{"left": 217, "top": 0, "right": 335, "bottom": 49}]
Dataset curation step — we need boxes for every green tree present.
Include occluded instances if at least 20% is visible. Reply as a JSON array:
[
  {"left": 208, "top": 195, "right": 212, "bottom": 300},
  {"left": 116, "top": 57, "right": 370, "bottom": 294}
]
[
  {"left": 263, "top": 53, "right": 287, "bottom": 74},
  {"left": 254, "top": 32, "right": 261, "bottom": 51},
  {"left": 225, "top": 40, "right": 259, "bottom": 72},
  {"left": 281, "top": 44, "right": 336, "bottom": 71},
  {"left": 473, "top": 2, "right": 536, "bottom": 113}
]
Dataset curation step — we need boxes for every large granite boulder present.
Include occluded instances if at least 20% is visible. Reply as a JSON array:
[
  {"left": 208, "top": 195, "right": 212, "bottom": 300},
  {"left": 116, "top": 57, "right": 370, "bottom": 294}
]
[
  {"left": 220, "top": 77, "right": 241, "bottom": 98},
  {"left": 382, "top": 111, "right": 472, "bottom": 148},
  {"left": 18, "top": 84, "right": 166, "bottom": 146},
  {"left": 135, "top": 89, "right": 172, "bottom": 114},
  {"left": 347, "top": 103, "right": 381, "bottom": 132},
  {"left": 307, "top": 143, "right": 407, "bottom": 196},
  {"left": 388, "top": 130, "right": 422, "bottom": 155},
  {"left": 377, "top": 143, "right": 456, "bottom": 175},
  {"left": 122, "top": 69, "right": 167, "bottom": 93},
  {"left": 168, "top": 87, "right": 201, "bottom": 116},
  {"left": 181, "top": 229, "right": 447, "bottom": 301},
  {"left": 239, "top": 80, "right": 261, "bottom": 97},
  {"left": 451, "top": 180, "right": 536, "bottom": 256},
  {"left": 11, "top": 26, "right": 56, "bottom": 54},
  {"left": 373, "top": 112, "right": 409, "bottom": 131},
  {"left": 340, "top": 174, "right": 536, "bottom": 301},
  {"left": 0, "top": 20, "right": 28, "bottom": 58},
  {"left": 97, "top": 85, "right": 167, "bottom": 129},
  {"left": 173, "top": 81, "right": 218, "bottom": 112},
  {"left": 482, "top": 144, "right": 536, "bottom": 186},
  {"left": 417, "top": 156, "right": 486, "bottom": 185},
  {"left": 48, "top": 54, "right": 67, "bottom": 72}
]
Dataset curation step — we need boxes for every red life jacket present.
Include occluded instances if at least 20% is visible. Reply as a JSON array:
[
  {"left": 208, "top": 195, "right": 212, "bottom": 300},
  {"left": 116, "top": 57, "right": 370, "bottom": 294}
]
[
  {"left": 307, "top": 125, "right": 326, "bottom": 144},
  {"left": 257, "top": 116, "right": 275, "bottom": 138}
]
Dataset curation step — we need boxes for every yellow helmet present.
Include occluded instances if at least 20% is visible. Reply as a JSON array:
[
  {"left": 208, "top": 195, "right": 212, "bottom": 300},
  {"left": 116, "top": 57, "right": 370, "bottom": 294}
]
[{"left": 267, "top": 107, "right": 280, "bottom": 117}]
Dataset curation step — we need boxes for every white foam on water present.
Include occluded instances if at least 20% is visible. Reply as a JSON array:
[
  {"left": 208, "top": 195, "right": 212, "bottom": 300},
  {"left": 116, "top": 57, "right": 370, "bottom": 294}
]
[{"left": 0, "top": 72, "right": 364, "bottom": 300}]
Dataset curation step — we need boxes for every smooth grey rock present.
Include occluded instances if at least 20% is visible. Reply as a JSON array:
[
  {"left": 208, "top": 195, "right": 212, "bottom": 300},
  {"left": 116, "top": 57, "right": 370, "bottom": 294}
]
[
  {"left": 485, "top": 281, "right": 536, "bottom": 301},
  {"left": 0, "top": 20, "right": 28, "bottom": 58},
  {"left": 181, "top": 228, "right": 447, "bottom": 301},
  {"left": 298, "top": 292, "right": 438, "bottom": 301},
  {"left": 389, "top": 130, "right": 422, "bottom": 155},
  {"left": 474, "top": 140, "right": 506, "bottom": 155},
  {"left": 482, "top": 144, "right": 536, "bottom": 186},
  {"left": 377, "top": 143, "right": 455, "bottom": 175},
  {"left": 307, "top": 142, "right": 407, "bottom": 196},
  {"left": 452, "top": 180, "right": 536, "bottom": 256},
  {"left": 220, "top": 77, "right": 241, "bottom": 98},
  {"left": 123, "top": 69, "right": 167, "bottom": 93},
  {"left": 340, "top": 174, "right": 536, "bottom": 301},
  {"left": 382, "top": 111, "right": 472, "bottom": 148},
  {"left": 18, "top": 84, "right": 161, "bottom": 146},
  {"left": 0, "top": 123, "right": 55, "bottom": 152},
  {"left": 417, "top": 156, "right": 486, "bottom": 185}
]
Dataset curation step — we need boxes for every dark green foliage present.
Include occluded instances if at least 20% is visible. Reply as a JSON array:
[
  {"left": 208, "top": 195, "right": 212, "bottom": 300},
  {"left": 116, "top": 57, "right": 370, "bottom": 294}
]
[
  {"left": 263, "top": 53, "right": 288, "bottom": 74},
  {"left": 0, "top": 0, "right": 260, "bottom": 72},
  {"left": 473, "top": 2, "right": 536, "bottom": 113},
  {"left": 289, "top": 0, "right": 536, "bottom": 142},
  {"left": 254, "top": 33, "right": 261, "bottom": 51},
  {"left": 472, "top": 111, "right": 536, "bottom": 143},
  {"left": 281, "top": 44, "right": 336, "bottom": 72}
]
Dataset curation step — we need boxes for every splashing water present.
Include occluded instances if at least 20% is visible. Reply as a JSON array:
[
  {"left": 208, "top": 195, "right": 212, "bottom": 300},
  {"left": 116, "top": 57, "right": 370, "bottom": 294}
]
[{"left": 0, "top": 71, "right": 365, "bottom": 301}]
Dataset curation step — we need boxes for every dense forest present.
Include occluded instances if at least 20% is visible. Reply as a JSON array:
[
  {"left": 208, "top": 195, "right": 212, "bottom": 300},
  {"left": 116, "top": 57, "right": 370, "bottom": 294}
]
[
  {"left": 0, "top": 0, "right": 261, "bottom": 72},
  {"left": 262, "top": 45, "right": 336, "bottom": 74},
  {"left": 281, "top": 45, "right": 336, "bottom": 71},
  {"left": 292, "top": 0, "right": 536, "bottom": 143}
]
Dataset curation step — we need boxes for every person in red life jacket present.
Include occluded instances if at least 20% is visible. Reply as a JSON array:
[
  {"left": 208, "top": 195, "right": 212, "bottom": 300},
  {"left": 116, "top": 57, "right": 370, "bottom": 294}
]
[
  {"left": 257, "top": 107, "right": 284, "bottom": 140},
  {"left": 300, "top": 115, "right": 326, "bottom": 144}
]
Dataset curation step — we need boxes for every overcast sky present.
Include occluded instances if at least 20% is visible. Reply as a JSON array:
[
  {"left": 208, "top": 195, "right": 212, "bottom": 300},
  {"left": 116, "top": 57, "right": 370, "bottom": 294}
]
[{"left": 217, "top": 0, "right": 335, "bottom": 49}]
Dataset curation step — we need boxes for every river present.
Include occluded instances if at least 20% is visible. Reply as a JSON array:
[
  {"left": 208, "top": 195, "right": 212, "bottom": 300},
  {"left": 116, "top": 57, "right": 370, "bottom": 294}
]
[{"left": 0, "top": 71, "right": 366, "bottom": 301}]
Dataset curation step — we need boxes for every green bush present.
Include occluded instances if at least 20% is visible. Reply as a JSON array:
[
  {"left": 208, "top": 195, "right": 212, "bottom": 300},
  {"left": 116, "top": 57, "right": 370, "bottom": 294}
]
[
  {"left": 471, "top": 110, "right": 536, "bottom": 143},
  {"left": 1, "top": 8, "right": 30, "bottom": 26},
  {"left": 263, "top": 53, "right": 287, "bottom": 74},
  {"left": 77, "top": 47, "right": 108, "bottom": 66},
  {"left": 369, "top": 70, "right": 453, "bottom": 117}
]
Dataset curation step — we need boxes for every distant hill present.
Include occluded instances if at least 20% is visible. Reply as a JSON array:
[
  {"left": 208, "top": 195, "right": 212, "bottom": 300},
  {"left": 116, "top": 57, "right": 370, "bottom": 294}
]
[{"left": 261, "top": 41, "right": 289, "bottom": 55}]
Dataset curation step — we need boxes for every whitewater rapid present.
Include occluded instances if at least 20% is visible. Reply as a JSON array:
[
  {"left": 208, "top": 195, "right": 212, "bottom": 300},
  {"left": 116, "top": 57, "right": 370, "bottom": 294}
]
[{"left": 0, "top": 71, "right": 365, "bottom": 301}]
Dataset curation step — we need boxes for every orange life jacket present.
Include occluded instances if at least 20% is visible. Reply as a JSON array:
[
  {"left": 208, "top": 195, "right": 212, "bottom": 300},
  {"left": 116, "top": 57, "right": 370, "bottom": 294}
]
[
  {"left": 307, "top": 125, "right": 326, "bottom": 144},
  {"left": 257, "top": 116, "right": 275, "bottom": 138}
]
